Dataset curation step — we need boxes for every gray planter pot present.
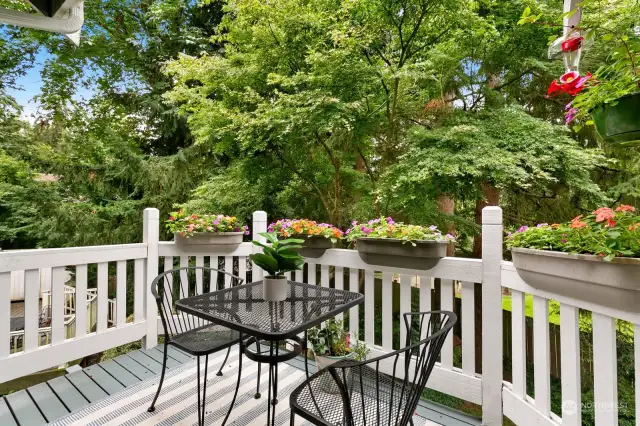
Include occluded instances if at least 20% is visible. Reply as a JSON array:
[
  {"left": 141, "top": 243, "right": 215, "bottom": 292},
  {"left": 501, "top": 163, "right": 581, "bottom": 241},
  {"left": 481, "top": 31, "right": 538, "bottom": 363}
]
[
  {"left": 356, "top": 238, "right": 448, "bottom": 270},
  {"left": 174, "top": 232, "right": 244, "bottom": 246},
  {"left": 511, "top": 248, "right": 640, "bottom": 313},
  {"left": 262, "top": 276, "right": 288, "bottom": 302},
  {"left": 292, "top": 234, "right": 334, "bottom": 258}
]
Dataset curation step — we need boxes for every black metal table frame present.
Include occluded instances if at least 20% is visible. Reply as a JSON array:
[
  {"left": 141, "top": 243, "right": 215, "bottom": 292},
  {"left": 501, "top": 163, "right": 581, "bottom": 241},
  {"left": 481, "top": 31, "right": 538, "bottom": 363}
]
[{"left": 175, "top": 280, "right": 364, "bottom": 426}]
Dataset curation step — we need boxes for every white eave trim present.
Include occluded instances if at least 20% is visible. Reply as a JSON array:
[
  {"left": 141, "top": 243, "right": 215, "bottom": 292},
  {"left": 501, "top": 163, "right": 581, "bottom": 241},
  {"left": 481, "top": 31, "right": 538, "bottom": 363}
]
[{"left": 0, "top": 1, "right": 84, "bottom": 45}]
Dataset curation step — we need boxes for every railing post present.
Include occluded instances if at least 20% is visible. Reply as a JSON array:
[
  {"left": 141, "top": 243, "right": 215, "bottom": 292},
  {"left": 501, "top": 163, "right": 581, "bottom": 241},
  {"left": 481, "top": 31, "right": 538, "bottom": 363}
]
[
  {"left": 142, "top": 208, "right": 159, "bottom": 349},
  {"left": 482, "top": 206, "right": 503, "bottom": 425},
  {"left": 252, "top": 211, "right": 267, "bottom": 281}
]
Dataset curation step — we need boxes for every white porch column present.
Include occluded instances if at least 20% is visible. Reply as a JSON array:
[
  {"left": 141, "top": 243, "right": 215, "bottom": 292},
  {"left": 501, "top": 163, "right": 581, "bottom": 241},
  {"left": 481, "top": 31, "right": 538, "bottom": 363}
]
[
  {"left": 142, "top": 208, "right": 159, "bottom": 349},
  {"left": 252, "top": 211, "right": 267, "bottom": 281},
  {"left": 482, "top": 206, "right": 503, "bottom": 425}
]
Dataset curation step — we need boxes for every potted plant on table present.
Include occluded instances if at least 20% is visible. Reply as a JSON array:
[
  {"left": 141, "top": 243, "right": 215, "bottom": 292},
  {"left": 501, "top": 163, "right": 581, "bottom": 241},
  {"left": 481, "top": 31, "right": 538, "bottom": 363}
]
[
  {"left": 307, "top": 318, "right": 369, "bottom": 392},
  {"left": 250, "top": 232, "right": 305, "bottom": 302},
  {"left": 166, "top": 210, "right": 249, "bottom": 245},
  {"left": 268, "top": 219, "right": 343, "bottom": 258},
  {"left": 507, "top": 205, "right": 640, "bottom": 312},
  {"left": 345, "top": 217, "right": 455, "bottom": 270}
]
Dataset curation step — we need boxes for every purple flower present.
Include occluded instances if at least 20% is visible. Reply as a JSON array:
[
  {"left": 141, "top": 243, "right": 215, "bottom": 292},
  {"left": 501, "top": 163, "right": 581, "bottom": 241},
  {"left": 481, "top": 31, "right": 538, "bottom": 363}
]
[
  {"left": 429, "top": 225, "right": 438, "bottom": 231},
  {"left": 234, "top": 227, "right": 240, "bottom": 232},
  {"left": 368, "top": 218, "right": 381, "bottom": 225},
  {"left": 360, "top": 226, "right": 372, "bottom": 235},
  {"left": 537, "top": 223, "right": 548, "bottom": 228},
  {"left": 507, "top": 232, "right": 512, "bottom": 237},
  {"left": 561, "top": 239, "right": 567, "bottom": 243},
  {"left": 386, "top": 217, "right": 395, "bottom": 225},
  {"left": 565, "top": 107, "right": 578, "bottom": 125},
  {"left": 517, "top": 226, "right": 529, "bottom": 233},
  {"left": 213, "top": 219, "right": 220, "bottom": 226},
  {"left": 445, "top": 234, "right": 456, "bottom": 241},
  {"left": 351, "top": 220, "right": 358, "bottom": 226}
]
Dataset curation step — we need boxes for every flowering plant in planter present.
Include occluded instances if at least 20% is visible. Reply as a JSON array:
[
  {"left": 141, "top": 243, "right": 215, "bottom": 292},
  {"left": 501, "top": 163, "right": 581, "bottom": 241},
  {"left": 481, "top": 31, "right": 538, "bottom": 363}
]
[
  {"left": 166, "top": 210, "right": 249, "bottom": 237},
  {"left": 345, "top": 217, "right": 455, "bottom": 246},
  {"left": 506, "top": 205, "right": 640, "bottom": 261},
  {"left": 307, "top": 318, "right": 369, "bottom": 361},
  {"left": 267, "top": 219, "right": 344, "bottom": 242}
]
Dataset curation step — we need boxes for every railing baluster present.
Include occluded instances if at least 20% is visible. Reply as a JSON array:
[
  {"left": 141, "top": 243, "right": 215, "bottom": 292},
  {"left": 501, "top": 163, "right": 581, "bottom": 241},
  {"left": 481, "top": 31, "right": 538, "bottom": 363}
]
[
  {"left": 75, "top": 264, "right": 88, "bottom": 338},
  {"left": 0, "top": 272, "right": 10, "bottom": 359},
  {"left": 399, "top": 275, "right": 411, "bottom": 348},
  {"left": 592, "top": 312, "right": 618, "bottom": 425},
  {"left": 440, "top": 278, "right": 454, "bottom": 369},
  {"left": 335, "top": 266, "right": 344, "bottom": 321},
  {"left": 134, "top": 258, "right": 144, "bottom": 323},
  {"left": 116, "top": 260, "right": 127, "bottom": 327},
  {"left": 533, "top": 296, "right": 550, "bottom": 415},
  {"left": 239, "top": 256, "right": 247, "bottom": 284},
  {"left": 419, "top": 275, "right": 431, "bottom": 340},
  {"left": 24, "top": 269, "right": 39, "bottom": 352},
  {"left": 349, "top": 268, "right": 359, "bottom": 340},
  {"left": 97, "top": 262, "right": 109, "bottom": 333},
  {"left": 51, "top": 266, "right": 65, "bottom": 344},
  {"left": 308, "top": 262, "right": 317, "bottom": 285},
  {"left": 461, "top": 281, "right": 475, "bottom": 375},
  {"left": 320, "top": 265, "right": 329, "bottom": 288},
  {"left": 365, "top": 270, "right": 375, "bottom": 346},
  {"left": 163, "top": 256, "right": 174, "bottom": 312},
  {"left": 382, "top": 272, "right": 393, "bottom": 349},
  {"left": 179, "top": 256, "right": 189, "bottom": 294},
  {"left": 511, "top": 290, "right": 526, "bottom": 398},
  {"left": 224, "top": 256, "right": 232, "bottom": 287},
  {"left": 560, "top": 303, "right": 581, "bottom": 426}
]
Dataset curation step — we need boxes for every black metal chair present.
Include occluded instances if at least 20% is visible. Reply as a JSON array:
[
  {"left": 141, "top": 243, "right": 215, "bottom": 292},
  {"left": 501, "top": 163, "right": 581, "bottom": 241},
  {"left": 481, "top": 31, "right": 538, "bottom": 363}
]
[
  {"left": 148, "top": 266, "right": 254, "bottom": 425},
  {"left": 290, "top": 310, "right": 457, "bottom": 426}
]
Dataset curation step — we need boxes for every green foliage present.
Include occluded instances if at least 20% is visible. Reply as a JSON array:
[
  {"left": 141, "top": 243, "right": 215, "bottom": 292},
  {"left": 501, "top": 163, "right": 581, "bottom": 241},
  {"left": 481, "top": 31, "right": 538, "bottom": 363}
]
[
  {"left": 249, "top": 232, "right": 305, "bottom": 277},
  {"left": 345, "top": 217, "right": 454, "bottom": 245},
  {"left": 307, "top": 318, "right": 369, "bottom": 360},
  {"left": 165, "top": 210, "right": 249, "bottom": 237},
  {"left": 507, "top": 205, "right": 640, "bottom": 259}
]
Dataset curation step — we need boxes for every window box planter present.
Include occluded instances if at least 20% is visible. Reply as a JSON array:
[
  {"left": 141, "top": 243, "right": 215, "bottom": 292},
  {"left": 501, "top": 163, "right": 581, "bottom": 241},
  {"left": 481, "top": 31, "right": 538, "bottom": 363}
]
[
  {"left": 356, "top": 238, "right": 448, "bottom": 270},
  {"left": 174, "top": 231, "right": 244, "bottom": 246},
  {"left": 511, "top": 247, "right": 640, "bottom": 313},
  {"left": 291, "top": 234, "right": 334, "bottom": 258},
  {"left": 313, "top": 352, "right": 356, "bottom": 393},
  {"left": 592, "top": 93, "right": 640, "bottom": 146}
]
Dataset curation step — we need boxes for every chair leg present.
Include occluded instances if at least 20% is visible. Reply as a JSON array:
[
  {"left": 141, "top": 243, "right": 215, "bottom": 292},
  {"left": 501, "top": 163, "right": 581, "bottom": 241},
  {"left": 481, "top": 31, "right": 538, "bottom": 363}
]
[
  {"left": 221, "top": 350, "right": 243, "bottom": 426},
  {"left": 216, "top": 346, "right": 231, "bottom": 376},
  {"left": 201, "top": 355, "right": 209, "bottom": 422},
  {"left": 290, "top": 410, "right": 295, "bottom": 426},
  {"left": 148, "top": 342, "right": 169, "bottom": 412},
  {"left": 255, "top": 340, "right": 262, "bottom": 399},
  {"left": 197, "top": 356, "right": 202, "bottom": 426}
]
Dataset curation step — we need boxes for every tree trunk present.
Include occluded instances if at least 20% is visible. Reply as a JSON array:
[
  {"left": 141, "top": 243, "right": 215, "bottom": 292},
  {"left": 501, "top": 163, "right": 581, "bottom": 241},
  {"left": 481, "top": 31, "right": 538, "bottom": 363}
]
[{"left": 436, "top": 194, "right": 456, "bottom": 256}]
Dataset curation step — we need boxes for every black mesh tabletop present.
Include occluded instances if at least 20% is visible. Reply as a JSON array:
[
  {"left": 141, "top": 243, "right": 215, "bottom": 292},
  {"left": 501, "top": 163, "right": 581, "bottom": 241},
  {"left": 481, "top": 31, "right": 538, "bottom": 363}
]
[{"left": 175, "top": 280, "right": 364, "bottom": 341}]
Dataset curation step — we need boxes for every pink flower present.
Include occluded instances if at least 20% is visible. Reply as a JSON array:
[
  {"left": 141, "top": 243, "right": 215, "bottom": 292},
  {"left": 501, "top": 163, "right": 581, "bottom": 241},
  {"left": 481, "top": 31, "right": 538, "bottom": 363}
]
[{"left": 593, "top": 207, "right": 615, "bottom": 223}]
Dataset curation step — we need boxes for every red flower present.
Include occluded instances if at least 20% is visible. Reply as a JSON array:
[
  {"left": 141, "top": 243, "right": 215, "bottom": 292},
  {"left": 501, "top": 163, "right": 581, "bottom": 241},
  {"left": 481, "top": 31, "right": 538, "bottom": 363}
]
[
  {"left": 547, "top": 71, "right": 592, "bottom": 97},
  {"left": 616, "top": 205, "right": 636, "bottom": 213},
  {"left": 168, "top": 216, "right": 174, "bottom": 221},
  {"left": 606, "top": 219, "right": 616, "bottom": 228},
  {"left": 593, "top": 207, "right": 615, "bottom": 223}
]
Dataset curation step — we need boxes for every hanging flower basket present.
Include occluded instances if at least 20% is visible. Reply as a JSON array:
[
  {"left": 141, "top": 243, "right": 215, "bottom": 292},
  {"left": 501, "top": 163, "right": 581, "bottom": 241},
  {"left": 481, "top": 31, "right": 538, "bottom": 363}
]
[
  {"left": 507, "top": 206, "right": 640, "bottom": 313},
  {"left": 346, "top": 218, "right": 454, "bottom": 270},
  {"left": 268, "top": 219, "right": 343, "bottom": 258},
  {"left": 591, "top": 93, "right": 640, "bottom": 146},
  {"left": 166, "top": 211, "right": 249, "bottom": 246},
  {"left": 511, "top": 248, "right": 640, "bottom": 312}
]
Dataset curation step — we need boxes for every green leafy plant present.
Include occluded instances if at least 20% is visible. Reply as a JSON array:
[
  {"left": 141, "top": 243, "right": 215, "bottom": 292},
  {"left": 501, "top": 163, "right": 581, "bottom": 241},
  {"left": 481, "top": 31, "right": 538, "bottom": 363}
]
[
  {"left": 166, "top": 210, "right": 249, "bottom": 237},
  {"left": 249, "top": 232, "right": 305, "bottom": 278},
  {"left": 345, "top": 217, "right": 455, "bottom": 246},
  {"left": 506, "top": 205, "right": 640, "bottom": 260},
  {"left": 307, "top": 318, "right": 369, "bottom": 360}
]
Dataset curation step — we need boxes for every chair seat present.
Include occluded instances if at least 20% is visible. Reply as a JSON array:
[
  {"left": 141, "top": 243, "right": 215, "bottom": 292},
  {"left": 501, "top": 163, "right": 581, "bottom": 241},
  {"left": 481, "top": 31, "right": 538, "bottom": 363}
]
[
  {"left": 290, "top": 362, "right": 414, "bottom": 426},
  {"left": 169, "top": 323, "right": 241, "bottom": 356}
]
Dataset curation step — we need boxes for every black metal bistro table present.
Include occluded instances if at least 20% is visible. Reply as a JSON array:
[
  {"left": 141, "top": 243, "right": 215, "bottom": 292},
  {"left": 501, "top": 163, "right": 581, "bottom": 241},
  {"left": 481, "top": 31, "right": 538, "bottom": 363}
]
[{"left": 175, "top": 279, "right": 364, "bottom": 426}]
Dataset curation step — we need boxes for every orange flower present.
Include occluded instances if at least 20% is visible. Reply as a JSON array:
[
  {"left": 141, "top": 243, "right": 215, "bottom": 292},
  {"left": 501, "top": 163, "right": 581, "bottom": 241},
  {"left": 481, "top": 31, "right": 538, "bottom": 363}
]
[
  {"left": 616, "top": 204, "right": 636, "bottom": 212},
  {"left": 294, "top": 226, "right": 302, "bottom": 233},
  {"left": 551, "top": 223, "right": 561, "bottom": 229},
  {"left": 629, "top": 223, "right": 640, "bottom": 231},
  {"left": 593, "top": 207, "right": 614, "bottom": 223},
  {"left": 570, "top": 215, "right": 587, "bottom": 229}
]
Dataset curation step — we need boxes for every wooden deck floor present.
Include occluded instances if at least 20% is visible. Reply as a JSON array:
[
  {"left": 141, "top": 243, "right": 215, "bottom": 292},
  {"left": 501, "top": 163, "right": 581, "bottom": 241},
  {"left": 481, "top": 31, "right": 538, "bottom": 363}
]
[{"left": 0, "top": 347, "right": 480, "bottom": 426}]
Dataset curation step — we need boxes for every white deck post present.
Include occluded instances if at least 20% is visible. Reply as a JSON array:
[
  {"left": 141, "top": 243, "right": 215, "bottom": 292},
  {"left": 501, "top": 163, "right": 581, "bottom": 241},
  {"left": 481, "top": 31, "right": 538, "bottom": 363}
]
[
  {"left": 252, "top": 211, "right": 267, "bottom": 281},
  {"left": 142, "top": 208, "right": 159, "bottom": 349},
  {"left": 482, "top": 206, "right": 503, "bottom": 425}
]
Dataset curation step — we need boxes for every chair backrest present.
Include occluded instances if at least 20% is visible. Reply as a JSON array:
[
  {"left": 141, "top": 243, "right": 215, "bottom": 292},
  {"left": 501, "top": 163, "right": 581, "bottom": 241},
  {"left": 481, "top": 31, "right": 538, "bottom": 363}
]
[
  {"left": 151, "top": 266, "right": 244, "bottom": 341},
  {"left": 329, "top": 311, "right": 457, "bottom": 426}
]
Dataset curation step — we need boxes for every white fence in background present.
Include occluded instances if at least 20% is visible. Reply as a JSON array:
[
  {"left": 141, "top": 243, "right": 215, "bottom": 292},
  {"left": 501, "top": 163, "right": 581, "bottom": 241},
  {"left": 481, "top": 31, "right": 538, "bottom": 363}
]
[{"left": 0, "top": 207, "right": 638, "bottom": 426}]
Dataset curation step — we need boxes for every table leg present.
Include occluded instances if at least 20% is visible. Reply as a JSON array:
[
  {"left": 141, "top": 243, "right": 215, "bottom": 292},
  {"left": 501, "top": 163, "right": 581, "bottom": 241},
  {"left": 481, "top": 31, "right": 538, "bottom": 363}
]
[
  {"left": 266, "top": 342, "right": 274, "bottom": 426},
  {"left": 221, "top": 341, "right": 244, "bottom": 426}
]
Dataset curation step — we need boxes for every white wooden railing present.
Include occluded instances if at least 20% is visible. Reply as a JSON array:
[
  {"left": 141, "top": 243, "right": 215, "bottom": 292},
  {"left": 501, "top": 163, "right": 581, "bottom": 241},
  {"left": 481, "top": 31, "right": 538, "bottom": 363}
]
[{"left": 0, "top": 207, "right": 638, "bottom": 425}]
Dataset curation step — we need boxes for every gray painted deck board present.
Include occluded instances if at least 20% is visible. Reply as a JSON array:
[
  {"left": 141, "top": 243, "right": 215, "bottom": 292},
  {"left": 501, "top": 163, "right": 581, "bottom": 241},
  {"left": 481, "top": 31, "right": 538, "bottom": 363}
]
[
  {"left": 140, "top": 347, "right": 181, "bottom": 368},
  {"left": 5, "top": 389, "right": 47, "bottom": 425},
  {"left": 83, "top": 365, "right": 125, "bottom": 395},
  {"left": 127, "top": 349, "right": 165, "bottom": 374},
  {"left": 27, "top": 383, "right": 69, "bottom": 422},
  {"left": 47, "top": 376, "right": 89, "bottom": 412},
  {"left": 66, "top": 370, "right": 108, "bottom": 403},
  {"left": 0, "top": 398, "right": 18, "bottom": 426},
  {"left": 99, "top": 359, "right": 141, "bottom": 388},
  {"left": 113, "top": 353, "right": 156, "bottom": 381},
  {"left": 166, "top": 345, "right": 194, "bottom": 362}
]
